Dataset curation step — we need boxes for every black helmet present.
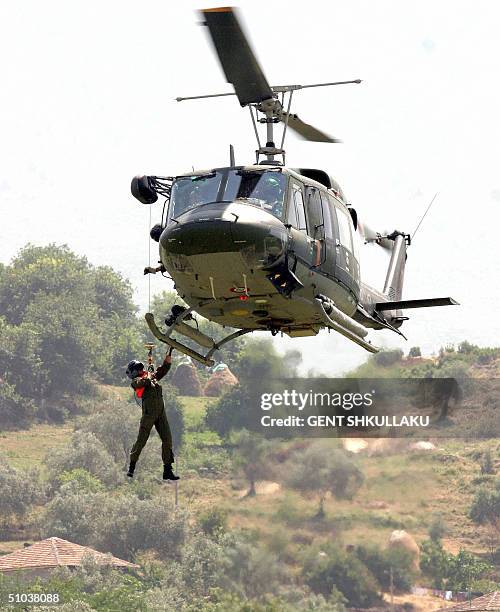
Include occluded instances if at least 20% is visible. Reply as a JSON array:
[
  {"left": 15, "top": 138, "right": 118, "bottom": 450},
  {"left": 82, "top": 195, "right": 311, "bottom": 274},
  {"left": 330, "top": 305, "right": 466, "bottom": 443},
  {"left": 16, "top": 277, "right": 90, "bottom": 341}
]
[{"left": 126, "top": 360, "right": 144, "bottom": 379}]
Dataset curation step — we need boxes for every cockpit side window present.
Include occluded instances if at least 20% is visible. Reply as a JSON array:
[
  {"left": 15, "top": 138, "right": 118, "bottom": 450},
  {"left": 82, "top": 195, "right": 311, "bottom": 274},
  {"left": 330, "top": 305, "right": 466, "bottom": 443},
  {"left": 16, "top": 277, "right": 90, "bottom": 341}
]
[{"left": 170, "top": 173, "right": 221, "bottom": 219}]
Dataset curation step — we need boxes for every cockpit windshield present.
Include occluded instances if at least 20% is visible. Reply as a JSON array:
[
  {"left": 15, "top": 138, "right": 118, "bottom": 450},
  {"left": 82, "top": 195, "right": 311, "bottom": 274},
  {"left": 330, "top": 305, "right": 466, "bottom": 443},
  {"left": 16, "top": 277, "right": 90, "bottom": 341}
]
[{"left": 169, "top": 170, "right": 287, "bottom": 222}]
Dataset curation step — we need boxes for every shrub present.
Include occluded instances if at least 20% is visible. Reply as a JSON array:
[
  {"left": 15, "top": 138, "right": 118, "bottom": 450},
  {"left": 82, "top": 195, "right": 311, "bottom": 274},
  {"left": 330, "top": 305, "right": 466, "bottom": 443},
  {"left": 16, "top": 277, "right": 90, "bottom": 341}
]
[
  {"left": 428, "top": 516, "right": 447, "bottom": 542},
  {"left": 198, "top": 507, "right": 228, "bottom": 538},
  {"left": 0, "top": 381, "right": 36, "bottom": 430},
  {"left": 373, "top": 349, "right": 403, "bottom": 367},
  {"left": 0, "top": 456, "right": 41, "bottom": 531},
  {"left": 41, "top": 491, "right": 106, "bottom": 545},
  {"left": 479, "top": 450, "right": 495, "bottom": 475},
  {"left": 58, "top": 469, "right": 105, "bottom": 494},
  {"left": 303, "top": 544, "right": 381, "bottom": 608},
  {"left": 205, "top": 385, "right": 253, "bottom": 438},
  {"left": 42, "top": 490, "right": 188, "bottom": 561},
  {"left": 219, "top": 533, "right": 290, "bottom": 600},
  {"left": 94, "top": 495, "right": 188, "bottom": 561},
  {"left": 355, "top": 545, "right": 415, "bottom": 592},
  {"left": 45, "top": 431, "right": 122, "bottom": 489},
  {"left": 469, "top": 482, "right": 500, "bottom": 525},
  {"left": 420, "top": 539, "right": 491, "bottom": 590}
]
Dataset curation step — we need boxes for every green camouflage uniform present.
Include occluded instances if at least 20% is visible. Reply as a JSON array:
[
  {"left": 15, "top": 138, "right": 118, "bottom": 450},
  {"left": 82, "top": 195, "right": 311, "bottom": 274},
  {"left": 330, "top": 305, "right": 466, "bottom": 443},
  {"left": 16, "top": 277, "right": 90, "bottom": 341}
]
[{"left": 130, "top": 362, "right": 174, "bottom": 465}]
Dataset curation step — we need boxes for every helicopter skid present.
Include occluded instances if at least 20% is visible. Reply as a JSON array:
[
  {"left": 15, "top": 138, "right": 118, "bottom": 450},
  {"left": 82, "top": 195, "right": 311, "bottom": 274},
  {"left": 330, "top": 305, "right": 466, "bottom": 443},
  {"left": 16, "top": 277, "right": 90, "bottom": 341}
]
[
  {"left": 297, "top": 296, "right": 379, "bottom": 354},
  {"left": 145, "top": 312, "right": 252, "bottom": 366}
]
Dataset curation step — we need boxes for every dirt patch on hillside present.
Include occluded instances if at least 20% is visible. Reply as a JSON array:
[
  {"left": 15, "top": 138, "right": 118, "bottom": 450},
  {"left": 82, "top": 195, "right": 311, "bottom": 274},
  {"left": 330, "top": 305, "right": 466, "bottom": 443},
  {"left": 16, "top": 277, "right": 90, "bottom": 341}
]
[{"left": 237, "top": 481, "right": 282, "bottom": 497}]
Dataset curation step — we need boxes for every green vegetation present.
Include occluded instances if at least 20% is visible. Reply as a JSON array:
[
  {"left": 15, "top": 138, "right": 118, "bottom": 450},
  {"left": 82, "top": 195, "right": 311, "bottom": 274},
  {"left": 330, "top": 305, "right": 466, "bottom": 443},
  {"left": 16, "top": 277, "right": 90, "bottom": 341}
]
[
  {"left": 0, "top": 244, "right": 142, "bottom": 429},
  {"left": 420, "top": 539, "right": 492, "bottom": 591},
  {"left": 0, "top": 244, "right": 498, "bottom": 610},
  {"left": 284, "top": 442, "right": 364, "bottom": 518}
]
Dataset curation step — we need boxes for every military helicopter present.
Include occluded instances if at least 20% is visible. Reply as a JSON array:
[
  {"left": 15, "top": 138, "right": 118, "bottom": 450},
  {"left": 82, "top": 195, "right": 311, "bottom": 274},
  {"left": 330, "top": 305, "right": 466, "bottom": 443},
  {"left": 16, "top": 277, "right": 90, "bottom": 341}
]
[{"left": 131, "top": 6, "right": 457, "bottom": 366}]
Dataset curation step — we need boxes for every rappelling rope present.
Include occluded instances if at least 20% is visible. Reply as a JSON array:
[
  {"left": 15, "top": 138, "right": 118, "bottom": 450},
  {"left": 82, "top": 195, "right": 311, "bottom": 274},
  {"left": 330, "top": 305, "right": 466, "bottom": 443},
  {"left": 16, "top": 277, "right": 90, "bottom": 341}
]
[
  {"left": 148, "top": 205, "right": 152, "bottom": 313},
  {"left": 146, "top": 207, "right": 180, "bottom": 505}
]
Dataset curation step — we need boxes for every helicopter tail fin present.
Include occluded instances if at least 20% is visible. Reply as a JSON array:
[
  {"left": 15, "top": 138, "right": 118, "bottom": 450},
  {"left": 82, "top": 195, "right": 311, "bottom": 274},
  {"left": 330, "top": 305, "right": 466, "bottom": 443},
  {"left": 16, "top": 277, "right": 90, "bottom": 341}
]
[{"left": 383, "top": 232, "right": 407, "bottom": 301}]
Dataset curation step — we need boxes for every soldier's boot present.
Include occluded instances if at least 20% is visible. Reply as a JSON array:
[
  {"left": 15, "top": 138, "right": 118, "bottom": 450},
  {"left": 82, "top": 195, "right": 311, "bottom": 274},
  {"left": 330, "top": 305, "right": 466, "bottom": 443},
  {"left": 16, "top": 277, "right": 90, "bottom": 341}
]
[
  {"left": 127, "top": 461, "right": 137, "bottom": 478},
  {"left": 163, "top": 463, "right": 180, "bottom": 481}
]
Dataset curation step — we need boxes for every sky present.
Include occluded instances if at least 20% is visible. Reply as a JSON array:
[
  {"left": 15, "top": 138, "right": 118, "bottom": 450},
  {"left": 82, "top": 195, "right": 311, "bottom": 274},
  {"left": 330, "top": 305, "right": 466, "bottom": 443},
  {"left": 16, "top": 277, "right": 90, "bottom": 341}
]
[{"left": 1, "top": 0, "right": 499, "bottom": 374}]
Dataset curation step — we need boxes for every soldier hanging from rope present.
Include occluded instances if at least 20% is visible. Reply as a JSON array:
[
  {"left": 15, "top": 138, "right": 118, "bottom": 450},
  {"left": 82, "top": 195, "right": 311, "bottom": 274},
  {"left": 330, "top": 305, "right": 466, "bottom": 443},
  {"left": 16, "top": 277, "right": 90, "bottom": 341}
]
[{"left": 125, "top": 346, "right": 179, "bottom": 481}]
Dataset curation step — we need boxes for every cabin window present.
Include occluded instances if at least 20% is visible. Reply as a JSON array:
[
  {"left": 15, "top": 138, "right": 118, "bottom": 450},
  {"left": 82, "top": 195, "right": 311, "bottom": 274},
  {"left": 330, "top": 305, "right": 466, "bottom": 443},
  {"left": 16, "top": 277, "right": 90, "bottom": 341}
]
[
  {"left": 335, "top": 206, "right": 353, "bottom": 252},
  {"left": 286, "top": 191, "right": 299, "bottom": 227},
  {"left": 306, "top": 188, "right": 324, "bottom": 239},
  {"left": 320, "top": 192, "right": 334, "bottom": 239},
  {"left": 293, "top": 187, "right": 307, "bottom": 231}
]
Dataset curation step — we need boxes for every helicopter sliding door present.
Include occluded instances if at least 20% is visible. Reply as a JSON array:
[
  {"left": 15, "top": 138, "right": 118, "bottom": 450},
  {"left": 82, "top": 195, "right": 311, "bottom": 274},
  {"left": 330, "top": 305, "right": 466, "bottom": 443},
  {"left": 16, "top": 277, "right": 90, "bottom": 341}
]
[
  {"left": 286, "top": 181, "right": 315, "bottom": 266},
  {"left": 317, "top": 191, "right": 337, "bottom": 276},
  {"left": 305, "top": 187, "right": 327, "bottom": 267}
]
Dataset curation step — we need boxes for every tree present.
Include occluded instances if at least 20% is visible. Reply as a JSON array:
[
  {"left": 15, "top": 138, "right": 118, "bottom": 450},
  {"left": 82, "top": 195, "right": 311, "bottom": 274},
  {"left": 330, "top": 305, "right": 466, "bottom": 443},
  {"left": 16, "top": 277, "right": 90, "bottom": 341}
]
[
  {"left": 24, "top": 293, "right": 101, "bottom": 397},
  {"left": 230, "top": 429, "right": 273, "bottom": 496},
  {"left": 0, "top": 244, "right": 142, "bottom": 409},
  {"left": 0, "top": 244, "right": 94, "bottom": 326},
  {"left": 303, "top": 544, "right": 381, "bottom": 608},
  {"left": 205, "top": 384, "right": 254, "bottom": 438},
  {"left": 355, "top": 545, "right": 415, "bottom": 592},
  {"left": 41, "top": 491, "right": 106, "bottom": 545},
  {"left": 231, "top": 338, "right": 301, "bottom": 382},
  {"left": 373, "top": 349, "right": 403, "bottom": 367},
  {"left": 419, "top": 539, "right": 451, "bottom": 589},
  {"left": 0, "top": 457, "right": 41, "bottom": 532},
  {"left": 446, "top": 549, "right": 491, "bottom": 591},
  {"left": 285, "top": 443, "right": 364, "bottom": 517},
  {"left": 408, "top": 346, "right": 421, "bottom": 357},
  {"left": 420, "top": 539, "right": 491, "bottom": 591}
]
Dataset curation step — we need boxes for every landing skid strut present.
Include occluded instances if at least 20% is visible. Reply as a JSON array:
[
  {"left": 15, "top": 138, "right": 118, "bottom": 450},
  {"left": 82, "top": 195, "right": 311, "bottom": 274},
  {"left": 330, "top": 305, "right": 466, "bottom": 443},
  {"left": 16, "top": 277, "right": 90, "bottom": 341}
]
[{"left": 145, "top": 310, "right": 252, "bottom": 366}]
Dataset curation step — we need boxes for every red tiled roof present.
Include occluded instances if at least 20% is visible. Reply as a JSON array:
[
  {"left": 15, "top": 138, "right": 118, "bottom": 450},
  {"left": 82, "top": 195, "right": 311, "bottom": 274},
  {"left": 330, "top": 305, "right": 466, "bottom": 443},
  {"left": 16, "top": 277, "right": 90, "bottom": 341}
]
[
  {"left": 0, "top": 537, "right": 138, "bottom": 573},
  {"left": 438, "top": 591, "right": 500, "bottom": 611}
]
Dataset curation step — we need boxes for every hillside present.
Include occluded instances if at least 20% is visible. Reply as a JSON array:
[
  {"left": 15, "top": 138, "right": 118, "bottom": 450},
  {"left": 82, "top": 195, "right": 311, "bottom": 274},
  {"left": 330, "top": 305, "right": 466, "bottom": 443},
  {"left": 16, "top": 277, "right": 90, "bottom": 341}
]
[{"left": 1, "top": 384, "right": 498, "bottom": 610}]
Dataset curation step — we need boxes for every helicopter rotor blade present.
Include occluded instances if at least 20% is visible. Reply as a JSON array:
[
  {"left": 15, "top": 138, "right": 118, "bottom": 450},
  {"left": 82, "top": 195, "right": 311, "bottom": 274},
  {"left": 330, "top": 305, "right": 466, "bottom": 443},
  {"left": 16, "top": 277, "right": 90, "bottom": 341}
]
[
  {"left": 200, "top": 7, "right": 274, "bottom": 107},
  {"left": 358, "top": 220, "right": 393, "bottom": 251},
  {"left": 281, "top": 112, "right": 341, "bottom": 143}
]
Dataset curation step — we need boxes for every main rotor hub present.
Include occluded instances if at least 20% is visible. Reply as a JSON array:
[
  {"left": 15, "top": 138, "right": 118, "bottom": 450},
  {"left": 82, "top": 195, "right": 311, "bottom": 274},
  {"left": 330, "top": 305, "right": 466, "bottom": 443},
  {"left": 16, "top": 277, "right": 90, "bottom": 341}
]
[{"left": 175, "top": 7, "right": 362, "bottom": 164}]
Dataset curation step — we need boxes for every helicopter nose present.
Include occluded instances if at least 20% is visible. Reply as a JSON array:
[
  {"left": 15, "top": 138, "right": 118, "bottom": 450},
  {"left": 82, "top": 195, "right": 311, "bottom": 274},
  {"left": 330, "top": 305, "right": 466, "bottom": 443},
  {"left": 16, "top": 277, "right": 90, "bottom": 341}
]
[{"left": 160, "top": 202, "right": 287, "bottom": 268}]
